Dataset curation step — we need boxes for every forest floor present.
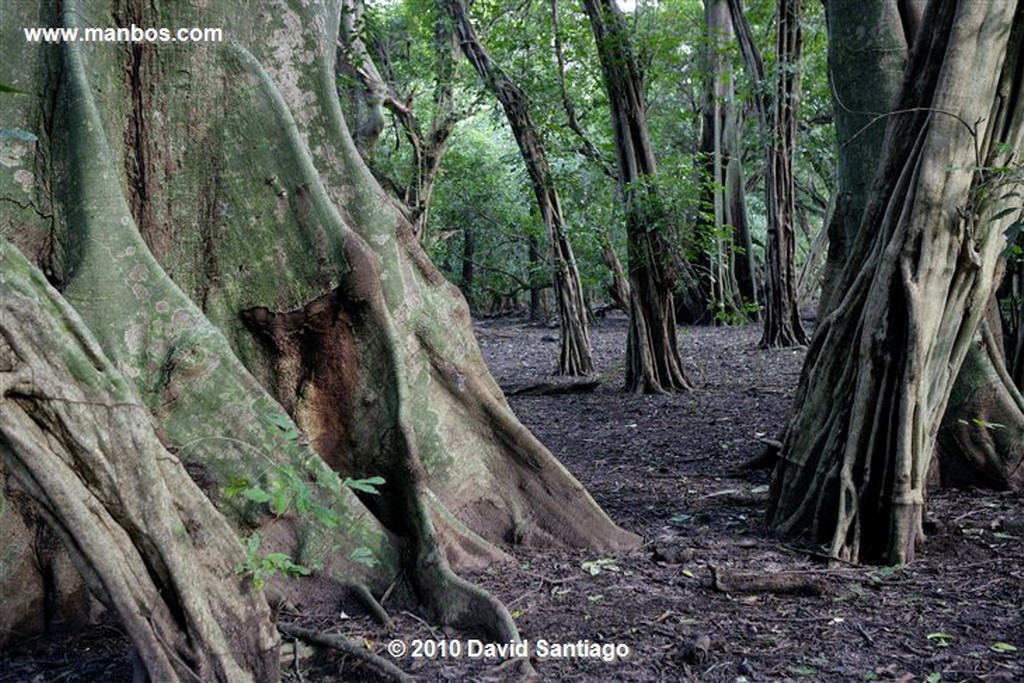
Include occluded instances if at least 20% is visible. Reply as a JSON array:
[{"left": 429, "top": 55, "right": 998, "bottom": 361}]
[{"left": 2, "top": 313, "right": 1023, "bottom": 682}]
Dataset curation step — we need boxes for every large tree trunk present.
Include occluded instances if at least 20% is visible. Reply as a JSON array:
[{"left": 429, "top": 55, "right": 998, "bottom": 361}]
[
  {"left": 0, "top": 0, "right": 638, "bottom": 664},
  {"left": 814, "top": 0, "right": 1024, "bottom": 491},
  {"left": 582, "top": 0, "right": 693, "bottom": 393},
  {"left": 767, "top": 0, "right": 1024, "bottom": 564},
  {"left": 816, "top": 0, "right": 921, "bottom": 315},
  {"left": 443, "top": 0, "right": 594, "bottom": 376},
  {"left": 760, "top": 0, "right": 809, "bottom": 348},
  {"left": 0, "top": 241, "right": 280, "bottom": 682}
]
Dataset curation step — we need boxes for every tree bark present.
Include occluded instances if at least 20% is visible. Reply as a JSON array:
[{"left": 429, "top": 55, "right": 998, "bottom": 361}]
[
  {"left": 760, "top": 0, "right": 809, "bottom": 348},
  {"left": 582, "top": 0, "right": 693, "bottom": 393},
  {"left": 443, "top": 0, "right": 594, "bottom": 376},
  {"left": 813, "top": 0, "right": 1024, "bottom": 493},
  {"left": 0, "top": 240, "right": 280, "bottom": 682},
  {"left": 768, "top": 0, "right": 1024, "bottom": 564},
  {"left": 816, "top": 0, "right": 916, "bottom": 316}
]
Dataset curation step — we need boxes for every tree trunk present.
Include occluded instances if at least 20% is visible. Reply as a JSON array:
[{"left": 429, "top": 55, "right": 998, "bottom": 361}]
[
  {"left": 760, "top": 0, "right": 809, "bottom": 348},
  {"left": 443, "top": 0, "right": 594, "bottom": 376},
  {"left": 816, "top": 0, "right": 918, "bottom": 316},
  {"left": 582, "top": 0, "right": 693, "bottom": 393},
  {"left": 338, "top": 0, "right": 462, "bottom": 238},
  {"left": 936, "top": 311, "right": 1024, "bottom": 492},
  {"left": 461, "top": 224, "right": 476, "bottom": 303},
  {"left": 691, "top": 0, "right": 758, "bottom": 325},
  {"left": 0, "top": 0, "right": 638, "bottom": 662},
  {"left": 814, "top": 0, "right": 1024, "bottom": 492},
  {"left": 767, "top": 0, "right": 1024, "bottom": 564}
]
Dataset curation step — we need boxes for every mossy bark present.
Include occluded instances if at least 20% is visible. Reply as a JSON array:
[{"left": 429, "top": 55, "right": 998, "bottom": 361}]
[{"left": 0, "top": 240, "right": 279, "bottom": 682}]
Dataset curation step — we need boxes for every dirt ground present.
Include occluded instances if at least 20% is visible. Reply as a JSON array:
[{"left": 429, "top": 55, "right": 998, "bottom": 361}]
[{"left": 3, "top": 313, "right": 1023, "bottom": 682}]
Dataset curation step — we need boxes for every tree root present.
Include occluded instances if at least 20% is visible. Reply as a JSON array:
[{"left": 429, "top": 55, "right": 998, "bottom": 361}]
[
  {"left": 277, "top": 622, "right": 414, "bottom": 683},
  {"left": 352, "top": 583, "right": 395, "bottom": 629}
]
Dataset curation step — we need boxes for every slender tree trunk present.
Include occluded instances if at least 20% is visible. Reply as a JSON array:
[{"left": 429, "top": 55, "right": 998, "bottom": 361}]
[
  {"left": 582, "top": 0, "right": 692, "bottom": 393},
  {"left": 768, "top": 0, "right": 1024, "bottom": 564},
  {"left": 760, "top": 0, "right": 809, "bottom": 348},
  {"left": 461, "top": 225, "right": 476, "bottom": 303},
  {"left": 443, "top": 0, "right": 594, "bottom": 375},
  {"left": 691, "top": 0, "right": 758, "bottom": 325},
  {"left": 339, "top": 0, "right": 462, "bottom": 240}
]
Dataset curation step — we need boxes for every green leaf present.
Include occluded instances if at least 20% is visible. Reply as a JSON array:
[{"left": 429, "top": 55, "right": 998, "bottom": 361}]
[
  {"left": 927, "top": 632, "right": 954, "bottom": 646},
  {"left": 316, "top": 466, "right": 343, "bottom": 493},
  {"left": 791, "top": 665, "right": 817, "bottom": 676},
  {"left": 267, "top": 412, "right": 292, "bottom": 429},
  {"left": 925, "top": 673, "right": 941, "bottom": 683},
  {"left": 990, "top": 206, "right": 1019, "bottom": 222},
  {"left": 224, "top": 477, "right": 251, "bottom": 497},
  {"left": 262, "top": 552, "right": 292, "bottom": 565},
  {"left": 266, "top": 413, "right": 300, "bottom": 440},
  {"left": 350, "top": 546, "right": 379, "bottom": 567},
  {"left": 344, "top": 475, "right": 386, "bottom": 494},
  {"left": 242, "top": 487, "right": 273, "bottom": 504},
  {"left": 991, "top": 642, "right": 1018, "bottom": 653},
  {"left": 0, "top": 83, "right": 27, "bottom": 94}
]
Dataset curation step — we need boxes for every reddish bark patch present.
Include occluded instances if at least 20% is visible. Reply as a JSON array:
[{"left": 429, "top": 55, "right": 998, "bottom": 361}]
[{"left": 241, "top": 290, "right": 360, "bottom": 474}]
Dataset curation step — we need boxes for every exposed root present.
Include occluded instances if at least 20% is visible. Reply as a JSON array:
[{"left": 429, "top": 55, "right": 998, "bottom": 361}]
[
  {"left": 277, "top": 622, "right": 413, "bottom": 683},
  {"left": 736, "top": 440, "right": 781, "bottom": 470},
  {"left": 352, "top": 583, "right": 394, "bottom": 629}
]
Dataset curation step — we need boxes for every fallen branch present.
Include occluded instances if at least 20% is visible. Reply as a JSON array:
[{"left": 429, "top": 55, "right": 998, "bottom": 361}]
[
  {"left": 277, "top": 622, "right": 414, "bottom": 683},
  {"left": 709, "top": 566, "right": 826, "bottom": 596}
]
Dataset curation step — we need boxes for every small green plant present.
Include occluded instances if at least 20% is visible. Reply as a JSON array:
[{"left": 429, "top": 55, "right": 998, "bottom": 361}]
[
  {"left": 237, "top": 533, "right": 310, "bottom": 590},
  {"left": 866, "top": 564, "right": 905, "bottom": 586},
  {"left": 224, "top": 412, "right": 389, "bottom": 580}
]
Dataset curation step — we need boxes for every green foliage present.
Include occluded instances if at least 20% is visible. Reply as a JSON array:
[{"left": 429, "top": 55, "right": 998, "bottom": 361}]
[
  {"left": 236, "top": 533, "right": 311, "bottom": 590},
  {"left": 223, "top": 412, "right": 387, "bottom": 583},
  {"left": 378, "top": 0, "right": 838, "bottom": 314}
]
